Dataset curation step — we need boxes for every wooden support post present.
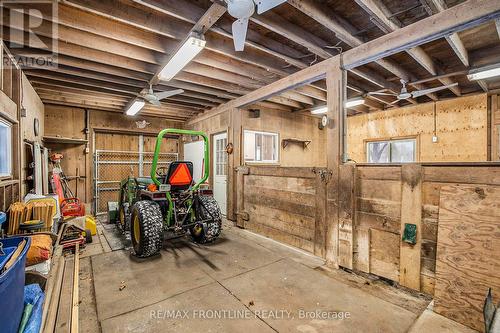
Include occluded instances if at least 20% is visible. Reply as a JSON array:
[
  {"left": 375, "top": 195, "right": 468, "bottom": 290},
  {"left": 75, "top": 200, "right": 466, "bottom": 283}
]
[
  {"left": 227, "top": 107, "right": 242, "bottom": 221},
  {"left": 235, "top": 166, "right": 249, "bottom": 228},
  {"left": 399, "top": 164, "right": 423, "bottom": 290},
  {"left": 338, "top": 164, "right": 355, "bottom": 269},
  {"left": 325, "top": 59, "right": 345, "bottom": 268}
]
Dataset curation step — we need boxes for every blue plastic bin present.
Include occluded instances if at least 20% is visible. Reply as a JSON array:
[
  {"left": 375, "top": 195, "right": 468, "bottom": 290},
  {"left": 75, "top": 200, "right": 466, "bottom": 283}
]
[{"left": 0, "top": 236, "right": 32, "bottom": 333}]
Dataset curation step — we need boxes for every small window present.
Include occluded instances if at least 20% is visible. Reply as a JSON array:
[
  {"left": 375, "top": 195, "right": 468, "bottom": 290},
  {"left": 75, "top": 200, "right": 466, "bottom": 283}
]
[
  {"left": 367, "top": 138, "right": 416, "bottom": 163},
  {"left": 0, "top": 120, "right": 12, "bottom": 177},
  {"left": 244, "top": 130, "right": 279, "bottom": 164}
]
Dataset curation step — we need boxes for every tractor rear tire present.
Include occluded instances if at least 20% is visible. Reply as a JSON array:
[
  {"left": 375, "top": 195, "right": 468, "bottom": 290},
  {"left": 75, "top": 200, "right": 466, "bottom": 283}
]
[
  {"left": 130, "top": 201, "right": 163, "bottom": 257},
  {"left": 191, "top": 195, "right": 222, "bottom": 244}
]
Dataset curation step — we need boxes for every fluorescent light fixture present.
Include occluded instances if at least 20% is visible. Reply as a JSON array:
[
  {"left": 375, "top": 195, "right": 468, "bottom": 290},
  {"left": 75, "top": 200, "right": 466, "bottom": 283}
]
[
  {"left": 311, "top": 106, "right": 328, "bottom": 115},
  {"left": 345, "top": 97, "right": 365, "bottom": 108},
  {"left": 158, "top": 34, "right": 206, "bottom": 81},
  {"left": 125, "top": 99, "right": 145, "bottom": 116},
  {"left": 467, "top": 63, "right": 500, "bottom": 81}
]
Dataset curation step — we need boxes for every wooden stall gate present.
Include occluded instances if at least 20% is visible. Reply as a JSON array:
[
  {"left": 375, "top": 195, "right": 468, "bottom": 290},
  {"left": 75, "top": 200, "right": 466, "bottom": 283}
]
[
  {"left": 234, "top": 163, "right": 500, "bottom": 297},
  {"left": 235, "top": 166, "right": 332, "bottom": 258}
]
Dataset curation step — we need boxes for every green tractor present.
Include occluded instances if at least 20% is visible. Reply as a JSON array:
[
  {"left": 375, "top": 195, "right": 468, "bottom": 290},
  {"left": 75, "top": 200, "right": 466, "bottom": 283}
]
[{"left": 116, "top": 129, "right": 222, "bottom": 258}]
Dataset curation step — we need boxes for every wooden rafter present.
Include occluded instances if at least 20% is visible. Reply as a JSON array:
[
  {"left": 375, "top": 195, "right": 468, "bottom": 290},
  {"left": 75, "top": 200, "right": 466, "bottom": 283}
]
[
  {"left": 354, "top": 0, "right": 462, "bottom": 96},
  {"left": 189, "top": 0, "right": 500, "bottom": 124},
  {"left": 420, "top": 0, "right": 470, "bottom": 67}
]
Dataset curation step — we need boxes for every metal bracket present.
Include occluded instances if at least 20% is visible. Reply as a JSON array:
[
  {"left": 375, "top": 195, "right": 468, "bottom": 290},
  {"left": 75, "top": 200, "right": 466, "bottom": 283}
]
[
  {"left": 236, "top": 211, "right": 249, "bottom": 221},
  {"left": 312, "top": 167, "right": 333, "bottom": 183},
  {"left": 235, "top": 166, "right": 250, "bottom": 175}
]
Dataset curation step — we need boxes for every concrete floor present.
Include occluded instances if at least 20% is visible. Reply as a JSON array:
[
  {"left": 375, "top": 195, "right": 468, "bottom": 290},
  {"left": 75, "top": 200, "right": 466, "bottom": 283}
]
[{"left": 78, "top": 220, "right": 478, "bottom": 333}]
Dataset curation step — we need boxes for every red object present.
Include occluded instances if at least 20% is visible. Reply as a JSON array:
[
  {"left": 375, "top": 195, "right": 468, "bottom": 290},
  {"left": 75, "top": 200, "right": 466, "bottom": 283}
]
[
  {"left": 51, "top": 174, "right": 65, "bottom": 204},
  {"left": 168, "top": 163, "right": 192, "bottom": 186},
  {"left": 61, "top": 198, "right": 85, "bottom": 217}
]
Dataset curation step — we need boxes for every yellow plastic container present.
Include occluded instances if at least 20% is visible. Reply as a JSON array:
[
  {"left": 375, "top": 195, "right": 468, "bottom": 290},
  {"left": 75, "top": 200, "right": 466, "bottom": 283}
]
[{"left": 85, "top": 215, "right": 97, "bottom": 236}]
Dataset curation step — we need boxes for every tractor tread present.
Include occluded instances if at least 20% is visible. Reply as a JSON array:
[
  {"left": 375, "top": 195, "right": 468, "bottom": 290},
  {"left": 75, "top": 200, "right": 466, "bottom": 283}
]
[
  {"left": 131, "top": 201, "right": 163, "bottom": 257},
  {"left": 191, "top": 195, "right": 222, "bottom": 244}
]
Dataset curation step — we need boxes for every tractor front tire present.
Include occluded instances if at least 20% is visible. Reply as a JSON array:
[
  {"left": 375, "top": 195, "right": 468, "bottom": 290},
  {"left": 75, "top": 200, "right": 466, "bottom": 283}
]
[
  {"left": 130, "top": 201, "right": 163, "bottom": 257},
  {"left": 191, "top": 195, "right": 222, "bottom": 244}
]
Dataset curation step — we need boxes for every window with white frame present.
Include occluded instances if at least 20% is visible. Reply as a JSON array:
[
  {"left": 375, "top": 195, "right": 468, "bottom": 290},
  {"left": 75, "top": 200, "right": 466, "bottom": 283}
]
[
  {"left": 0, "top": 119, "right": 12, "bottom": 177},
  {"left": 244, "top": 130, "right": 279, "bottom": 163},
  {"left": 367, "top": 138, "right": 416, "bottom": 163}
]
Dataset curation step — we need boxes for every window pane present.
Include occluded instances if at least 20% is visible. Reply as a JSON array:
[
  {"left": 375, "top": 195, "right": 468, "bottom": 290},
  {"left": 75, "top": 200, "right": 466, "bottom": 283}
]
[
  {"left": 367, "top": 141, "right": 390, "bottom": 163},
  {"left": 391, "top": 140, "right": 415, "bottom": 163},
  {"left": 244, "top": 132, "right": 256, "bottom": 161},
  {"left": 0, "top": 121, "right": 12, "bottom": 176},
  {"left": 262, "top": 134, "right": 275, "bottom": 161},
  {"left": 243, "top": 130, "right": 278, "bottom": 164}
]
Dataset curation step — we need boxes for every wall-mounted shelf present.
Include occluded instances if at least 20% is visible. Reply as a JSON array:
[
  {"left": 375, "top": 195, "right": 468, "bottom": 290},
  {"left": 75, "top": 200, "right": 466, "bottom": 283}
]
[
  {"left": 43, "top": 136, "right": 88, "bottom": 145},
  {"left": 282, "top": 138, "right": 311, "bottom": 149}
]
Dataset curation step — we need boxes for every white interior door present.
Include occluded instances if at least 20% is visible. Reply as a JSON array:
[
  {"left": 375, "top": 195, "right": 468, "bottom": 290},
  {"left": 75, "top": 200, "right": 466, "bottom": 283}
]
[
  {"left": 183, "top": 140, "right": 205, "bottom": 183},
  {"left": 213, "top": 132, "right": 227, "bottom": 216}
]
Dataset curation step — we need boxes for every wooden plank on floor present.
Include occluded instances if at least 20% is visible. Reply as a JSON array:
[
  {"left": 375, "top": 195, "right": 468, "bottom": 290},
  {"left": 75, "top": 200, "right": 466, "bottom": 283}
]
[
  {"left": 55, "top": 257, "right": 74, "bottom": 333},
  {"left": 399, "top": 164, "right": 422, "bottom": 291},
  {"left": 434, "top": 184, "right": 500, "bottom": 332}
]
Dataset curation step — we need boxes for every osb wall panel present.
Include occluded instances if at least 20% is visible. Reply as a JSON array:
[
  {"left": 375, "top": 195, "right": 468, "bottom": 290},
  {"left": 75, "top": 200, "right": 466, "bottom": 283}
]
[
  {"left": 347, "top": 94, "right": 488, "bottom": 163},
  {"left": 242, "top": 108, "right": 327, "bottom": 167}
]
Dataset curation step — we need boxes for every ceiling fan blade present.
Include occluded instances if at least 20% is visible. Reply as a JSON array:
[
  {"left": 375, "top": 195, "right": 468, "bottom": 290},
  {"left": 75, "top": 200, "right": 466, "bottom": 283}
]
[
  {"left": 411, "top": 83, "right": 458, "bottom": 98},
  {"left": 389, "top": 99, "right": 400, "bottom": 106},
  {"left": 232, "top": 18, "right": 249, "bottom": 51},
  {"left": 254, "top": 0, "right": 287, "bottom": 14},
  {"left": 155, "top": 89, "right": 184, "bottom": 100},
  {"left": 149, "top": 99, "right": 161, "bottom": 106},
  {"left": 367, "top": 92, "right": 398, "bottom": 97}
]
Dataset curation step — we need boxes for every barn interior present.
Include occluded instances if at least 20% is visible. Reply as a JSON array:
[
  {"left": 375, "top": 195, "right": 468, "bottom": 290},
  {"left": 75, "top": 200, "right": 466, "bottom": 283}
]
[{"left": 0, "top": 0, "right": 499, "bottom": 332}]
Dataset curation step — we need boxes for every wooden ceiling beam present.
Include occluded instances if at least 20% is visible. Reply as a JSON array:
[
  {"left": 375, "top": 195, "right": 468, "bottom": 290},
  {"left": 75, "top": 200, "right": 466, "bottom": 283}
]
[
  {"left": 354, "top": 0, "right": 462, "bottom": 96},
  {"left": 41, "top": 98, "right": 192, "bottom": 120},
  {"left": 287, "top": 0, "right": 437, "bottom": 101},
  {"left": 27, "top": 66, "right": 303, "bottom": 110},
  {"left": 133, "top": 0, "right": 310, "bottom": 69},
  {"left": 63, "top": 0, "right": 294, "bottom": 73},
  {"left": 25, "top": 70, "right": 205, "bottom": 112},
  {"left": 191, "top": 0, "right": 500, "bottom": 122},
  {"left": 420, "top": 0, "right": 470, "bottom": 67},
  {"left": 57, "top": 0, "right": 329, "bottom": 99},
  {"left": 7, "top": 3, "right": 325, "bottom": 104}
]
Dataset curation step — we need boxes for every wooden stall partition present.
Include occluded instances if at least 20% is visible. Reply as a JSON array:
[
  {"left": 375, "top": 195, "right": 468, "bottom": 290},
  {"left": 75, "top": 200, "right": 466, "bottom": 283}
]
[
  {"left": 351, "top": 163, "right": 500, "bottom": 297},
  {"left": 354, "top": 165, "right": 403, "bottom": 281},
  {"left": 239, "top": 166, "right": 326, "bottom": 255}
]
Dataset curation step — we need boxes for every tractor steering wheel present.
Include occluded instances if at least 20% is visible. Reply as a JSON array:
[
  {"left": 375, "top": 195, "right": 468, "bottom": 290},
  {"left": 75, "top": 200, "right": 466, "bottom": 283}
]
[{"left": 156, "top": 166, "right": 169, "bottom": 178}]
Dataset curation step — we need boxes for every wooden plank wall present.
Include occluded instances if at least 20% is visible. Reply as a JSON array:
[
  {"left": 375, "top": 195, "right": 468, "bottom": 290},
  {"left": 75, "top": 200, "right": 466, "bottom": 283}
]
[{"left": 241, "top": 166, "right": 324, "bottom": 254}]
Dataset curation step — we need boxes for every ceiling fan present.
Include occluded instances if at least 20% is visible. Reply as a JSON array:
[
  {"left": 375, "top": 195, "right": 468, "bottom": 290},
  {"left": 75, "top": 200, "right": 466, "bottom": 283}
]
[
  {"left": 225, "top": 0, "right": 287, "bottom": 51},
  {"left": 139, "top": 84, "right": 184, "bottom": 106},
  {"left": 367, "top": 79, "right": 459, "bottom": 105}
]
